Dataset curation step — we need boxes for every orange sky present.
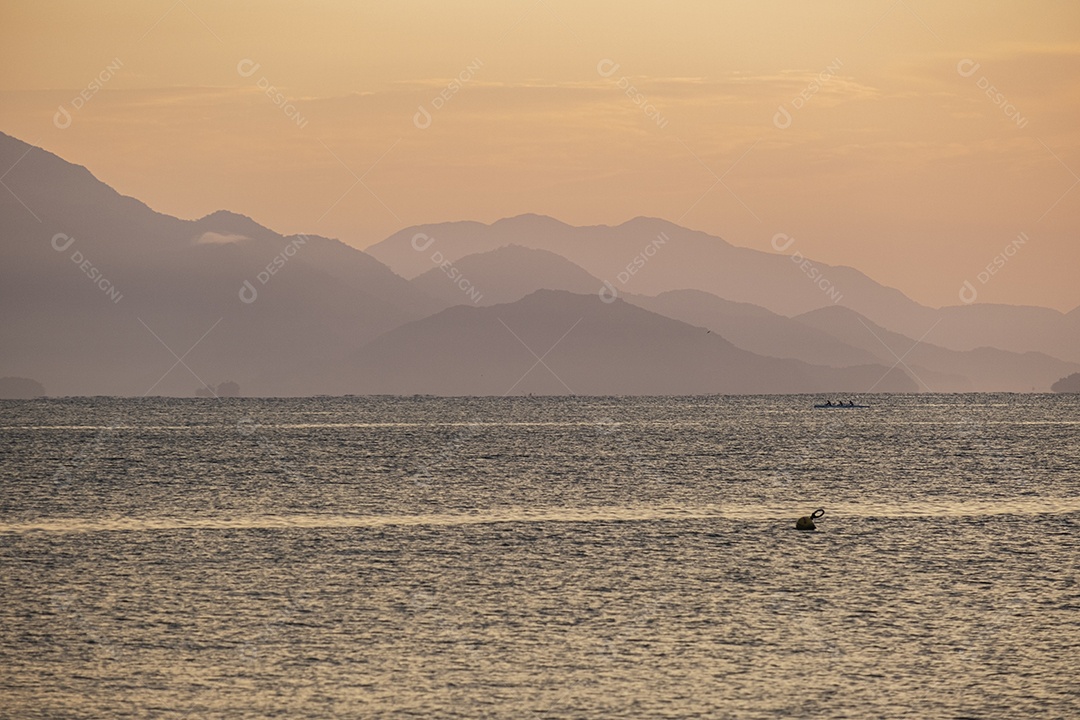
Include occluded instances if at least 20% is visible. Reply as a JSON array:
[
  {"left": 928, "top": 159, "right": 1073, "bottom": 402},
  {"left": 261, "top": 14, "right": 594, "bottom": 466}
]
[{"left": 2, "top": 1, "right": 1078, "bottom": 310}]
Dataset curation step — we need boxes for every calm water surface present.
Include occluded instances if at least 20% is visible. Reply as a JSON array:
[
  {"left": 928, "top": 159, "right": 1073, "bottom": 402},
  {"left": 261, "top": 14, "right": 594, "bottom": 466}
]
[{"left": 1, "top": 395, "right": 1078, "bottom": 718}]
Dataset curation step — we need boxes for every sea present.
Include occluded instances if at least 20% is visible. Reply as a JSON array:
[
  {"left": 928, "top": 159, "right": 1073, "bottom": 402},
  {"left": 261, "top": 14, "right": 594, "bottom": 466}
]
[{"left": 1, "top": 394, "right": 1078, "bottom": 719}]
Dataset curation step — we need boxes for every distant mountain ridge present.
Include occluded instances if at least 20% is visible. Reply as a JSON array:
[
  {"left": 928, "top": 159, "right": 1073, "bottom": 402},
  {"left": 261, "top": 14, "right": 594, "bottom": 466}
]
[
  {"left": 368, "top": 214, "right": 932, "bottom": 325},
  {"left": 369, "top": 216, "right": 1080, "bottom": 363},
  {"left": 0, "top": 131, "right": 439, "bottom": 396},
  {"left": 399, "top": 244, "right": 1079, "bottom": 392},
  {"left": 1052, "top": 373, "right": 1080, "bottom": 393},
  {"left": 294, "top": 290, "right": 917, "bottom": 396},
  {"left": 795, "top": 306, "right": 1079, "bottom": 392},
  {"left": 411, "top": 244, "right": 605, "bottom": 309},
  {"left": 2, "top": 130, "right": 1076, "bottom": 396},
  {"left": 0, "top": 377, "right": 46, "bottom": 399},
  {"left": 627, "top": 289, "right": 882, "bottom": 369}
]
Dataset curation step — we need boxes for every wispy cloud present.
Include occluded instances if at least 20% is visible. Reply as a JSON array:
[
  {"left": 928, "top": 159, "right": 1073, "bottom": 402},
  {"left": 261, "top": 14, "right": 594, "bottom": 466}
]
[{"left": 194, "top": 231, "right": 248, "bottom": 245}]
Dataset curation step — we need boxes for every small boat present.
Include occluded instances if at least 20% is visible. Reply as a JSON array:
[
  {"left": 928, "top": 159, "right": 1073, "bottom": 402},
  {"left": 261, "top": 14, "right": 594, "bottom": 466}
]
[{"left": 813, "top": 401, "right": 869, "bottom": 409}]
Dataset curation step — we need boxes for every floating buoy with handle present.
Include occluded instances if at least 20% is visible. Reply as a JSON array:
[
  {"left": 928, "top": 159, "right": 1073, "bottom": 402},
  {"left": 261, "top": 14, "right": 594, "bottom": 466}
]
[{"left": 796, "top": 508, "right": 825, "bottom": 531}]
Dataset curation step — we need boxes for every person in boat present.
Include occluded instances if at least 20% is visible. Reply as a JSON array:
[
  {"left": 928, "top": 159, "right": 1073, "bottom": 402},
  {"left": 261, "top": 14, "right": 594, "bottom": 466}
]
[{"left": 824, "top": 400, "right": 832, "bottom": 406}]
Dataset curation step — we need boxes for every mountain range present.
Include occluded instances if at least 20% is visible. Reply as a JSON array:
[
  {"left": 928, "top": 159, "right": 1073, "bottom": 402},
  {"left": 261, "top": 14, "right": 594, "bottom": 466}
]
[
  {"left": 1, "top": 131, "right": 1076, "bottom": 397},
  {"left": 370, "top": 216, "right": 1080, "bottom": 363}
]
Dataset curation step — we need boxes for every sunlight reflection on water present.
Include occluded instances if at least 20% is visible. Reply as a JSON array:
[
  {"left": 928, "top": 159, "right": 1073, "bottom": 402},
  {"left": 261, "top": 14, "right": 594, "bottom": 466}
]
[{"left": 1, "top": 395, "right": 1078, "bottom": 718}]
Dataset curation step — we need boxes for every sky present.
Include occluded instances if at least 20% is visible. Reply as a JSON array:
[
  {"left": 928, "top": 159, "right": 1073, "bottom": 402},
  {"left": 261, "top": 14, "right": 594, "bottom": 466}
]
[{"left": 1, "top": 0, "right": 1078, "bottom": 311}]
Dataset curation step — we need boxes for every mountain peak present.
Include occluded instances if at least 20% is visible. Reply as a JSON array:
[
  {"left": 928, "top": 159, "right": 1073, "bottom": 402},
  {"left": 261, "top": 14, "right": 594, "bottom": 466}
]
[
  {"left": 619, "top": 215, "right": 676, "bottom": 229},
  {"left": 411, "top": 246, "right": 603, "bottom": 309},
  {"left": 193, "top": 209, "right": 280, "bottom": 241},
  {"left": 198, "top": 209, "right": 258, "bottom": 224},
  {"left": 491, "top": 213, "right": 573, "bottom": 230}
]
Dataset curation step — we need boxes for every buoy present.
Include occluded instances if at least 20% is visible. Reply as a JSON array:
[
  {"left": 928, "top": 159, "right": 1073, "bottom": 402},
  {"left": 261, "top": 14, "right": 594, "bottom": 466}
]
[{"left": 796, "top": 508, "right": 825, "bottom": 531}]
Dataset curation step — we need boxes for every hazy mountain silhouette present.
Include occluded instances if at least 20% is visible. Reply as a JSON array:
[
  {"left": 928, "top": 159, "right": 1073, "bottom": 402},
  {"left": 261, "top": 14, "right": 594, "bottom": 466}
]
[
  {"left": 795, "top": 306, "right": 1080, "bottom": 392},
  {"left": 0, "top": 377, "right": 45, "bottom": 399},
  {"left": 369, "top": 215, "right": 931, "bottom": 326},
  {"left": 372, "top": 215, "right": 572, "bottom": 279},
  {"left": 295, "top": 290, "right": 918, "bottom": 396},
  {"left": 3, "top": 130, "right": 1074, "bottom": 397},
  {"left": 411, "top": 245, "right": 604, "bottom": 309},
  {"left": 0, "top": 132, "right": 438, "bottom": 396},
  {"left": 626, "top": 289, "right": 1078, "bottom": 391},
  {"left": 932, "top": 304, "right": 1080, "bottom": 364},
  {"left": 195, "top": 380, "right": 241, "bottom": 398},
  {"left": 370, "top": 215, "right": 1079, "bottom": 362},
  {"left": 626, "top": 289, "right": 881, "bottom": 368},
  {"left": 1052, "top": 373, "right": 1080, "bottom": 393}
]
